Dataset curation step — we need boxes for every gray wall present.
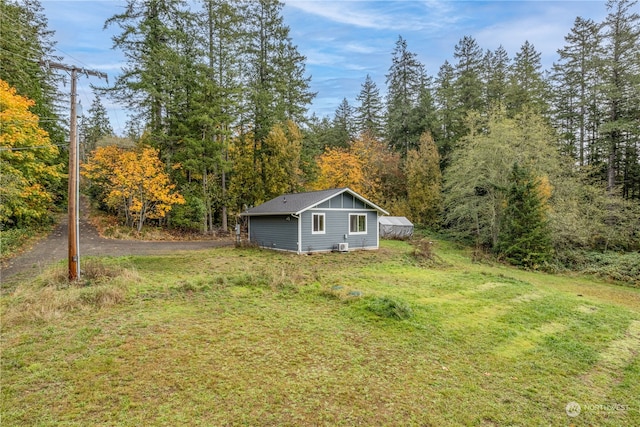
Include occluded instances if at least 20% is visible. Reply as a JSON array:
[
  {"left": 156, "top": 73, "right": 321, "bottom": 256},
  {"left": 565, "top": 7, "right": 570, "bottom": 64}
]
[
  {"left": 300, "top": 210, "right": 378, "bottom": 252},
  {"left": 249, "top": 215, "right": 299, "bottom": 251}
]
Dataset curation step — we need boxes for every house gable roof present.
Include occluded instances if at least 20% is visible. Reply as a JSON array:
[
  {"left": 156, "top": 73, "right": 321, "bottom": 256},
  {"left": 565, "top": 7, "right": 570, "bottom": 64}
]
[{"left": 243, "top": 187, "right": 389, "bottom": 216}]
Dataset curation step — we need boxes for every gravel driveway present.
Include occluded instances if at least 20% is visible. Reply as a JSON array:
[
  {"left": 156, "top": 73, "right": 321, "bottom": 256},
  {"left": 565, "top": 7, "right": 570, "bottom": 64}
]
[{"left": 1, "top": 202, "right": 233, "bottom": 283}]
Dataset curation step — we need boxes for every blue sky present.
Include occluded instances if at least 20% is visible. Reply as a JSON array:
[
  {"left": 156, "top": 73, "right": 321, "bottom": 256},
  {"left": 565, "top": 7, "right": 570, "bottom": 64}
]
[{"left": 40, "top": 0, "right": 613, "bottom": 135}]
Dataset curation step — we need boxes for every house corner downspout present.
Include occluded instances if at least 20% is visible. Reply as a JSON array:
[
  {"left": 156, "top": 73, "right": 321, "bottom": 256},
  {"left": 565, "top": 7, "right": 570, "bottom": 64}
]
[{"left": 292, "top": 213, "right": 301, "bottom": 254}]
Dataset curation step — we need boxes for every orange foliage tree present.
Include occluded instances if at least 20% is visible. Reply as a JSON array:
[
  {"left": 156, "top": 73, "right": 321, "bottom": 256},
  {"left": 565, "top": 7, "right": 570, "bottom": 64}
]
[
  {"left": 311, "top": 146, "right": 366, "bottom": 194},
  {"left": 0, "top": 79, "right": 63, "bottom": 226},
  {"left": 82, "top": 145, "right": 185, "bottom": 231},
  {"left": 311, "top": 131, "right": 405, "bottom": 213}
]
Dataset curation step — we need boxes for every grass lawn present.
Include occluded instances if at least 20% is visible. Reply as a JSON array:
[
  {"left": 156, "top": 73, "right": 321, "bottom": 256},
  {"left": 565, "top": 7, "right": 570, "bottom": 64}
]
[{"left": 2, "top": 239, "right": 639, "bottom": 426}]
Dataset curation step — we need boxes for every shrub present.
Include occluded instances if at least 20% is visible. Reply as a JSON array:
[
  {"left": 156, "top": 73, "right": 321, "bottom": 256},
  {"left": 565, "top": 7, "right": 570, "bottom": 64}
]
[
  {"left": 410, "top": 238, "right": 447, "bottom": 267},
  {"left": 363, "top": 296, "right": 413, "bottom": 320},
  {"left": 555, "top": 250, "right": 640, "bottom": 287}
]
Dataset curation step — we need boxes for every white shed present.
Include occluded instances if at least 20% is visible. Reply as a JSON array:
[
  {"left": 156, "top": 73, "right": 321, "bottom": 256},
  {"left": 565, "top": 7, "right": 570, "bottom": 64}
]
[{"left": 379, "top": 216, "right": 414, "bottom": 240}]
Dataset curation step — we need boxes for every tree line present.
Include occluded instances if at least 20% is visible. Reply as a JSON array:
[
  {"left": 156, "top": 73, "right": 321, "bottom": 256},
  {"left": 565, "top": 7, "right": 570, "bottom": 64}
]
[{"left": 1, "top": 0, "right": 639, "bottom": 267}]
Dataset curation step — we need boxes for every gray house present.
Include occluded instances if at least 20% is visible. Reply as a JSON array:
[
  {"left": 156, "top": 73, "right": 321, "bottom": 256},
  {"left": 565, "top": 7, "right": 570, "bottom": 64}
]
[{"left": 242, "top": 188, "right": 389, "bottom": 254}]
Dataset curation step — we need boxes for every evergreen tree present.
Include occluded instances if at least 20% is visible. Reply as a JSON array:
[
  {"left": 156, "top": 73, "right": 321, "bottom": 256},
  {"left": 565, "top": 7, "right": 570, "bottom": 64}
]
[
  {"left": 497, "top": 162, "right": 553, "bottom": 268},
  {"left": 80, "top": 94, "right": 113, "bottom": 160},
  {"left": 354, "top": 74, "right": 385, "bottom": 138},
  {"left": 506, "top": 41, "right": 550, "bottom": 115},
  {"left": 0, "top": 0, "right": 65, "bottom": 145},
  {"left": 243, "top": 0, "right": 313, "bottom": 144},
  {"left": 299, "top": 114, "right": 331, "bottom": 185},
  {"left": 408, "top": 72, "right": 439, "bottom": 150},
  {"left": 599, "top": 0, "right": 640, "bottom": 197},
  {"left": 386, "top": 36, "right": 424, "bottom": 154},
  {"left": 194, "top": 0, "right": 244, "bottom": 232},
  {"left": 104, "top": 0, "right": 192, "bottom": 139},
  {"left": 453, "top": 35, "right": 484, "bottom": 115},
  {"left": 242, "top": 0, "right": 313, "bottom": 207},
  {"left": 434, "top": 60, "right": 456, "bottom": 167},
  {"left": 552, "top": 17, "right": 602, "bottom": 165},
  {"left": 331, "top": 98, "right": 356, "bottom": 148},
  {"left": 482, "top": 45, "right": 510, "bottom": 109}
]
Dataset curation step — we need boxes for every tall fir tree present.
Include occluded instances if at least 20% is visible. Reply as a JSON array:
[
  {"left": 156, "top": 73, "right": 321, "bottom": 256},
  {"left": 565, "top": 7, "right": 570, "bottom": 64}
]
[
  {"left": 242, "top": 0, "right": 313, "bottom": 144},
  {"left": 330, "top": 98, "right": 356, "bottom": 148},
  {"left": 241, "top": 0, "right": 313, "bottom": 206},
  {"left": 355, "top": 75, "right": 386, "bottom": 139},
  {"left": 552, "top": 17, "right": 602, "bottom": 164},
  {"left": 453, "top": 35, "right": 484, "bottom": 117},
  {"left": 194, "top": 0, "right": 244, "bottom": 232},
  {"left": 482, "top": 45, "right": 510, "bottom": 109},
  {"left": 408, "top": 72, "right": 439, "bottom": 151},
  {"left": 434, "top": 60, "right": 456, "bottom": 167},
  {"left": 80, "top": 94, "right": 113, "bottom": 161},
  {"left": 385, "top": 36, "right": 424, "bottom": 154},
  {"left": 0, "top": 0, "right": 65, "bottom": 145},
  {"left": 506, "top": 41, "right": 550, "bottom": 116},
  {"left": 599, "top": 0, "right": 640, "bottom": 198},
  {"left": 104, "top": 0, "right": 192, "bottom": 142}
]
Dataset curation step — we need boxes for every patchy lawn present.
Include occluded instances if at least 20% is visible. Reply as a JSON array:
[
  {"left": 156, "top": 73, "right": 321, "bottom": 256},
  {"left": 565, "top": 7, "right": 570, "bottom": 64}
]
[{"left": 2, "top": 240, "right": 639, "bottom": 426}]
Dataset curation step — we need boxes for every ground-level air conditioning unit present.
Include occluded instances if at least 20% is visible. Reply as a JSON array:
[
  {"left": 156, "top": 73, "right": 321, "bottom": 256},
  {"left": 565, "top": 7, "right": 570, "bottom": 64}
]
[{"left": 337, "top": 242, "right": 348, "bottom": 252}]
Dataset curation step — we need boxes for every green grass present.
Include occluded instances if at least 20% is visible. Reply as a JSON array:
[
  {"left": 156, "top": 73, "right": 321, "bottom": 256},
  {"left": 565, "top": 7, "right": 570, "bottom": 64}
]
[{"left": 2, "top": 240, "right": 639, "bottom": 426}]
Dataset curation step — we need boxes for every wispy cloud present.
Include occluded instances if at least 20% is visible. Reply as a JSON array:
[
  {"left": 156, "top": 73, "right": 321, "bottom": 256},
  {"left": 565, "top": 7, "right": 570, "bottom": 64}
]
[
  {"left": 305, "top": 49, "right": 346, "bottom": 67},
  {"left": 285, "top": 0, "right": 458, "bottom": 32},
  {"left": 474, "top": 2, "right": 607, "bottom": 67}
]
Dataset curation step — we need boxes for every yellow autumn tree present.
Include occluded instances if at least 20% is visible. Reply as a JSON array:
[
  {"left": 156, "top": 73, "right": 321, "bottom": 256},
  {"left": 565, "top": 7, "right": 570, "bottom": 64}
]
[
  {"left": 0, "top": 79, "right": 63, "bottom": 226},
  {"left": 311, "top": 146, "right": 366, "bottom": 194},
  {"left": 406, "top": 132, "right": 443, "bottom": 226},
  {"left": 311, "top": 131, "right": 404, "bottom": 213},
  {"left": 82, "top": 145, "right": 185, "bottom": 231}
]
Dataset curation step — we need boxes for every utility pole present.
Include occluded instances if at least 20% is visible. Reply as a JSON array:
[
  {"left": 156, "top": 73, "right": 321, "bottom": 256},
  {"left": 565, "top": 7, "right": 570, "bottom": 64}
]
[{"left": 41, "top": 61, "right": 107, "bottom": 281}]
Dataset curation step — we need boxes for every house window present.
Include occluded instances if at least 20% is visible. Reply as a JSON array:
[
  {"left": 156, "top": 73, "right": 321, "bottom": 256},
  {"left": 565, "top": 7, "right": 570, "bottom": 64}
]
[
  {"left": 312, "top": 213, "right": 325, "bottom": 234},
  {"left": 349, "top": 213, "right": 367, "bottom": 234}
]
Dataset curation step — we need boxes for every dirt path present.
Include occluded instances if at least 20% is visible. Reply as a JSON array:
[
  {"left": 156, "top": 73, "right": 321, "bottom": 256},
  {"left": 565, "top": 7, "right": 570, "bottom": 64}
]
[{"left": 1, "top": 202, "right": 233, "bottom": 283}]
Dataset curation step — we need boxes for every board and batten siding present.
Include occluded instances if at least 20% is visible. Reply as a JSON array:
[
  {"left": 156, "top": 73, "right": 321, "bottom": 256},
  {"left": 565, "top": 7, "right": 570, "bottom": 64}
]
[
  {"left": 300, "top": 209, "right": 378, "bottom": 252},
  {"left": 248, "top": 215, "right": 299, "bottom": 252},
  {"left": 316, "top": 192, "right": 366, "bottom": 210}
]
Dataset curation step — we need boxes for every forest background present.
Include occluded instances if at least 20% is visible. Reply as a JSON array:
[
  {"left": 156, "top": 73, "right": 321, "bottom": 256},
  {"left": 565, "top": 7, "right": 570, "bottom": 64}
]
[{"left": 1, "top": 0, "right": 639, "bottom": 274}]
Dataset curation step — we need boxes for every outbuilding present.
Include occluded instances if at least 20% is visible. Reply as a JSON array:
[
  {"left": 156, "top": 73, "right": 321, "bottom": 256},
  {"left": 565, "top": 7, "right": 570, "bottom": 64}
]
[
  {"left": 379, "top": 216, "right": 414, "bottom": 240},
  {"left": 242, "top": 188, "right": 389, "bottom": 254}
]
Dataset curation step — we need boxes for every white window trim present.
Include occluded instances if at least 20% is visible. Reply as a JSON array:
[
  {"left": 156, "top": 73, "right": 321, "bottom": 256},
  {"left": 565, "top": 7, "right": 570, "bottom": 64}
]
[
  {"left": 349, "top": 213, "right": 367, "bottom": 235},
  {"left": 312, "top": 212, "right": 325, "bottom": 234}
]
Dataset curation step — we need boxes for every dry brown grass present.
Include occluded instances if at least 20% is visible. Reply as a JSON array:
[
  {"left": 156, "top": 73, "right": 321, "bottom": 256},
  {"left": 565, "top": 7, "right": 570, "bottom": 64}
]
[{"left": 2, "top": 259, "right": 138, "bottom": 326}]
